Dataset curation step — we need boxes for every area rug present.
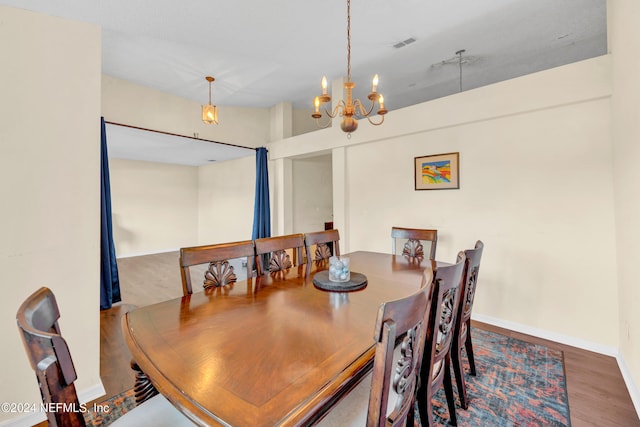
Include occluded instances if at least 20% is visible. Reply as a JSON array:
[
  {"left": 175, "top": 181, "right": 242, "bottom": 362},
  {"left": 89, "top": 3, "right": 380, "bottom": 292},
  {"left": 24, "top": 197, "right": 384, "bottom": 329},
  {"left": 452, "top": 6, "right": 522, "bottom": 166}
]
[
  {"left": 429, "top": 327, "right": 571, "bottom": 426},
  {"left": 84, "top": 388, "right": 136, "bottom": 426}
]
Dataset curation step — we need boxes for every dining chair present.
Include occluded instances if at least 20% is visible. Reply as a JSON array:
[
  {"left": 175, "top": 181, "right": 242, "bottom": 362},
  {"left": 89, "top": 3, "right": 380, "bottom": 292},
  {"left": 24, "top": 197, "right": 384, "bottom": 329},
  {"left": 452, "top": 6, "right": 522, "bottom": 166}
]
[
  {"left": 417, "top": 255, "right": 465, "bottom": 427},
  {"left": 16, "top": 287, "right": 193, "bottom": 427},
  {"left": 451, "top": 240, "right": 484, "bottom": 409},
  {"left": 317, "top": 267, "right": 435, "bottom": 426},
  {"left": 179, "top": 240, "right": 255, "bottom": 295},
  {"left": 254, "top": 233, "right": 306, "bottom": 275},
  {"left": 304, "top": 229, "right": 340, "bottom": 264},
  {"left": 391, "top": 227, "right": 438, "bottom": 263}
]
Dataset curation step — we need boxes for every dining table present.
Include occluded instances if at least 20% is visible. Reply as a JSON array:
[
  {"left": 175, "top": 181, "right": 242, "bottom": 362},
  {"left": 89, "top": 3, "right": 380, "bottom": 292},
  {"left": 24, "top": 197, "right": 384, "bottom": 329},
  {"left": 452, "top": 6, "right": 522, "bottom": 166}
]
[{"left": 121, "top": 251, "right": 433, "bottom": 426}]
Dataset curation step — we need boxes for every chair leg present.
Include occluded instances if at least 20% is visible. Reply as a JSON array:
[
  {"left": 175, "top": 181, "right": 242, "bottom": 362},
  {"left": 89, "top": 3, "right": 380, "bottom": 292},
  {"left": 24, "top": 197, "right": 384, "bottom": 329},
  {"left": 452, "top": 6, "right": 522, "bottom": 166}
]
[
  {"left": 416, "top": 384, "right": 434, "bottom": 427},
  {"left": 443, "top": 357, "right": 458, "bottom": 426},
  {"left": 451, "top": 339, "right": 469, "bottom": 409},
  {"left": 464, "top": 320, "right": 476, "bottom": 376}
]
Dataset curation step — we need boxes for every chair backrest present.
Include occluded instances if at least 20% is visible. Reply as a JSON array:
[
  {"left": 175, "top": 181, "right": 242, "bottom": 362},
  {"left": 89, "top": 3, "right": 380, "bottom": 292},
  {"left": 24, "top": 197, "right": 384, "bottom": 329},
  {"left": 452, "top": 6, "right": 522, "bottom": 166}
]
[
  {"left": 254, "top": 233, "right": 306, "bottom": 275},
  {"left": 16, "top": 287, "right": 87, "bottom": 427},
  {"left": 179, "top": 240, "right": 255, "bottom": 295},
  {"left": 391, "top": 227, "right": 438, "bottom": 262},
  {"left": 421, "top": 256, "right": 465, "bottom": 388},
  {"left": 367, "top": 267, "right": 435, "bottom": 426},
  {"left": 304, "top": 229, "right": 340, "bottom": 264},
  {"left": 456, "top": 240, "right": 484, "bottom": 328}
]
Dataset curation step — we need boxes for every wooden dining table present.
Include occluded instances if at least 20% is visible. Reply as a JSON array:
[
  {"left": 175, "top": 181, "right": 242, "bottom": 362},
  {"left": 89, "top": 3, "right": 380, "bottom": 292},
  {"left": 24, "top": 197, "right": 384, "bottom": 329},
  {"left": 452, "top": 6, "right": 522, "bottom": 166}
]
[{"left": 121, "top": 251, "right": 431, "bottom": 426}]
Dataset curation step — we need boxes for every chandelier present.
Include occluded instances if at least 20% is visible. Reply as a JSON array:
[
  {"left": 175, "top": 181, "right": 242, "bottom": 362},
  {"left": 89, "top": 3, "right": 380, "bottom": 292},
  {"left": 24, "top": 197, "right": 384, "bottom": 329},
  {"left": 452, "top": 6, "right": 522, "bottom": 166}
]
[
  {"left": 312, "top": 0, "right": 387, "bottom": 134},
  {"left": 202, "top": 76, "right": 219, "bottom": 125}
]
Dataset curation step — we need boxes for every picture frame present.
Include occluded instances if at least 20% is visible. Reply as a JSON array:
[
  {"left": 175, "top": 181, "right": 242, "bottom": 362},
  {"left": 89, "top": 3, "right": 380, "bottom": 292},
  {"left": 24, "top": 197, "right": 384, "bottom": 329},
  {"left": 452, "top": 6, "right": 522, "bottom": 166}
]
[{"left": 414, "top": 152, "right": 460, "bottom": 190}]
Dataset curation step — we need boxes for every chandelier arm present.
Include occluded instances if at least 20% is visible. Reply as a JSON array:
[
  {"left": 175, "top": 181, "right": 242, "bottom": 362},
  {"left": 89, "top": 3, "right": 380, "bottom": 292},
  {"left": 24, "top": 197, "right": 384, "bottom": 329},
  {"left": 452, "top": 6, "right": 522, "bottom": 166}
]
[
  {"left": 354, "top": 98, "right": 377, "bottom": 118},
  {"left": 366, "top": 115, "right": 385, "bottom": 126},
  {"left": 315, "top": 116, "right": 333, "bottom": 129},
  {"left": 325, "top": 100, "right": 346, "bottom": 119}
]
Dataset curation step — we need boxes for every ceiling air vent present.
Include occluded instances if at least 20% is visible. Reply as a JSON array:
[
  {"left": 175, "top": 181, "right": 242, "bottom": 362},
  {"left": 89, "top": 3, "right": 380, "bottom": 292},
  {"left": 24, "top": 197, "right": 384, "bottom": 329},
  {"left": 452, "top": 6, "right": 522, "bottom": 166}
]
[{"left": 393, "top": 37, "right": 416, "bottom": 49}]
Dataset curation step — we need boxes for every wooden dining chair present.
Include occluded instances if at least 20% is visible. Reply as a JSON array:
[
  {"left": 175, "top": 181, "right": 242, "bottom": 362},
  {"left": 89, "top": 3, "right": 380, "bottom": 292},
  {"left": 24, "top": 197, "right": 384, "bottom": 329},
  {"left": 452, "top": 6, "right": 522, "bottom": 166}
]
[
  {"left": 16, "top": 287, "right": 193, "bottom": 427},
  {"left": 179, "top": 240, "right": 255, "bottom": 295},
  {"left": 316, "top": 267, "right": 435, "bottom": 427},
  {"left": 304, "top": 229, "right": 340, "bottom": 264},
  {"left": 254, "top": 233, "right": 305, "bottom": 275},
  {"left": 416, "top": 255, "right": 465, "bottom": 427},
  {"left": 451, "top": 240, "right": 484, "bottom": 409},
  {"left": 391, "top": 227, "right": 438, "bottom": 263}
]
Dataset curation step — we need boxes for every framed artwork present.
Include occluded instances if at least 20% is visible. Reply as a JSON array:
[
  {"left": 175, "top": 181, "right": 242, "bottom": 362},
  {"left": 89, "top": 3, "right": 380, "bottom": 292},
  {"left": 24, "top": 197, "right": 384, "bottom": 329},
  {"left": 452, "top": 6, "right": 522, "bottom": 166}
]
[{"left": 414, "top": 152, "right": 460, "bottom": 190}]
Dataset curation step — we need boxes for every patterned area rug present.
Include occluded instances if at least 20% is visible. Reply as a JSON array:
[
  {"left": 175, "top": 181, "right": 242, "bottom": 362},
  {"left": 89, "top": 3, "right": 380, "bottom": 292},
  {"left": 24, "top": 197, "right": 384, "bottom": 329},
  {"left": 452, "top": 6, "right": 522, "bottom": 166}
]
[
  {"left": 87, "top": 328, "right": 570, "bottom": 426},
  {"left": 430, "top": 328, "right": 571, "bottom": 426},
  {"left": 84, "top": 389, "right": 136, "bottom": 426}
]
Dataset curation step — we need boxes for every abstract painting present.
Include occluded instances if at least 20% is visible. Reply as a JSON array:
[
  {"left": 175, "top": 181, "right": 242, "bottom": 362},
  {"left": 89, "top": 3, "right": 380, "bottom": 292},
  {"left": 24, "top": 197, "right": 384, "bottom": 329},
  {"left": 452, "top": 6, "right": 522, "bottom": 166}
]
[{"left": 414, "top": 152, "right": 459, "bottom": 190}]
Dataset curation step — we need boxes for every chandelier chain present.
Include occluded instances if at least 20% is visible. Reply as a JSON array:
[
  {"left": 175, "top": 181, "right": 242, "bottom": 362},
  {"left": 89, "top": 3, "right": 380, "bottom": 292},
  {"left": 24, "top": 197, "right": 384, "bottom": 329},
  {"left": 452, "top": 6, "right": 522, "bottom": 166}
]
[{"left": 347, "top": 0, "right": 351, "bottom": 82}]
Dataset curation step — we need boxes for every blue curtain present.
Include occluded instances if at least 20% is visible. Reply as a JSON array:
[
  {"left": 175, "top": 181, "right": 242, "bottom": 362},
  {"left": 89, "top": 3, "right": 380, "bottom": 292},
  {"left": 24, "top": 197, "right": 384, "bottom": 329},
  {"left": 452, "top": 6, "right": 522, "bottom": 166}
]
[
  {"left": 100, "top": 117, "right": 121, "bottom": 309},
  {"left": 252, "top": 147, "right": 271, "bottom": 240}
]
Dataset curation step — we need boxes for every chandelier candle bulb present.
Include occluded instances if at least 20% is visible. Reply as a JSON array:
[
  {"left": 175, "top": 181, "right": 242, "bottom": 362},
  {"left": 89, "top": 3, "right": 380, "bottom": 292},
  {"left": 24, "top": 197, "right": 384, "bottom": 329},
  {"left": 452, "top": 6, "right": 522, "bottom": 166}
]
[
  {"left": 379, "top": 95, "right": 385, "bottom": 110},
  {"left": 371, "top": 74, "right": 379, "bottom": 93},
  {"left": 322, "top": 76, "right": 328, "bottom": 95}
]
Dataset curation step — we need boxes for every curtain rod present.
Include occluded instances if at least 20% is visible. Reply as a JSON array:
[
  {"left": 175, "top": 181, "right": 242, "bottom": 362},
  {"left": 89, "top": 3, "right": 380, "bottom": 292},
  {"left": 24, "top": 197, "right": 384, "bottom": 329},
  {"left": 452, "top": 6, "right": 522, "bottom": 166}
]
[{"left": 104, "top": 121, "right": 257, "bottom": 152}]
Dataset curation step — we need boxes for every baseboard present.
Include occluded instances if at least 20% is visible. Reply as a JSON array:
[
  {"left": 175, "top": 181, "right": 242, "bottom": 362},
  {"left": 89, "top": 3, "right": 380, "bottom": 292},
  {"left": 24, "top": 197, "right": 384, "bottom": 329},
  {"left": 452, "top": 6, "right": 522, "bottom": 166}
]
[
  {"left": 0, "top": 382, "right": 105, "bottom": 427},
  {"left": 116, "top": 248, "right": 180, "bottom": 259},
  {"left": 473, "top": 313, "right": 640, "bottom": 418},
  {"left": 472, "top": 313, "right": 619, "bottom": 355},
  {"left": 616, "top": 353, "right": 640, "bottom": 417}
]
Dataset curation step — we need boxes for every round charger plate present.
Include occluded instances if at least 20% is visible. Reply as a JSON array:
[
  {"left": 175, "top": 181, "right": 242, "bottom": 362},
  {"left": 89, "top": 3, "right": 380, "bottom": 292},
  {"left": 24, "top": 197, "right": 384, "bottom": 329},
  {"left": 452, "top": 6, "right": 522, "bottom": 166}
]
[{"left": 312, "top": 270, "right": 368, "bottom": 292}]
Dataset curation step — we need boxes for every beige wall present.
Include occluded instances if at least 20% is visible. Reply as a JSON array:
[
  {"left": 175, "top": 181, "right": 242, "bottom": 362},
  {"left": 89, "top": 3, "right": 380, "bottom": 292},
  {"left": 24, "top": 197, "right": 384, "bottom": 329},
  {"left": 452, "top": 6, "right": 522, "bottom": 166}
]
[
  {"left": 292, "top": 155, "right": 334, "bottom": 234},
  {"left": 109, "top": 159, "right": 199, "bottom": 256},
  {"left": 610, "top": 0, "right": 640, "bottom": 406},
  {"left": 270, "top": 55, "right": 619, "bottom": 347},
  {"left": 102, "top": 75, "right": 270, "bottom": 149},
  {"left": 346, "top": 98, "right": 615, "bottom": 343},
  {"left": 0, "top": 6, "right": 102, "bottom": 425},
  {"left": 198, "top": 156, "right": 257, "bottom": 244}
]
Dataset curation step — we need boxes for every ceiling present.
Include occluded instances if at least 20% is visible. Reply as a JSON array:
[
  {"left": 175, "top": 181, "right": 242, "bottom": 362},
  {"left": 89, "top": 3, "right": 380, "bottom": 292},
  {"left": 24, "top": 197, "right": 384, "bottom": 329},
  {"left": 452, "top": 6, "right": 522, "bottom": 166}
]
[{"left": 2, "top": 0, "right": 607, "bottom": 165}]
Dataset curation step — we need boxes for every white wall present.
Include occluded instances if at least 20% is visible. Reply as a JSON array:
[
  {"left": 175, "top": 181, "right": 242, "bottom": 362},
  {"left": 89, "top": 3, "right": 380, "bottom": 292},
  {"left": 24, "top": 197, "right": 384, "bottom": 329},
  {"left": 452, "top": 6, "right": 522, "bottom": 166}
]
[
  {"left": 0, "top": 6, "right": 102, "bottom": 424},
  {"left": 269, "top": 56, "right": 619, "bottom": 348},
  {"left": 292, "top": 154, "right": 333, "bottom": 233},
  {"left": 610, "top": 0, "right": 640, "bottom": 408},
  {"left": 109, "top": 159, "right": 199, "bottom": 256}
]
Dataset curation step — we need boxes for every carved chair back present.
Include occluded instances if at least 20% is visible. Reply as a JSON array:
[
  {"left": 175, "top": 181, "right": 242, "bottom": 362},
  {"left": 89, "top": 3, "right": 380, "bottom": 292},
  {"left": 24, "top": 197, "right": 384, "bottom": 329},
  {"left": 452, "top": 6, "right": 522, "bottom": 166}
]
[
  {"left": 391, "top": 227, "right": 438, "bottom": 263},
  {"left": 16, "top": 287, "right": 87, "bottom": 427},
  {"left": 366, "top": 268, "right": 435, "bottom": 426},
  {"left": 317, "top": 268, "right": 435, "bottom": 426},
  {"left": 254, "top": 234, "right": 306, "bottom": 276},
  {"left": 303, "top": 229, "right": 340, "bottom": 265},
  {"left": 179, "top": 240, "right": 255, "bottom": 296},
  {"left": 451, "top": 240, "right": 484, "bottom": 408},
  {"left": 17, "top": 288, "right": 193, "bottom": 427},
  {"left": 417, "top": 255, "right": 465, "bottom": 427}
]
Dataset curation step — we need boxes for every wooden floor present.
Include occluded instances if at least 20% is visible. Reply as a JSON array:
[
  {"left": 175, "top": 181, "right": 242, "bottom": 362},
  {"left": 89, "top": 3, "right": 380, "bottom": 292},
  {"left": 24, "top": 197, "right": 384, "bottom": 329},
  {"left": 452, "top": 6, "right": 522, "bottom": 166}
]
[{"left": 97, "top": 251, "right": 640, "bottom": 426}]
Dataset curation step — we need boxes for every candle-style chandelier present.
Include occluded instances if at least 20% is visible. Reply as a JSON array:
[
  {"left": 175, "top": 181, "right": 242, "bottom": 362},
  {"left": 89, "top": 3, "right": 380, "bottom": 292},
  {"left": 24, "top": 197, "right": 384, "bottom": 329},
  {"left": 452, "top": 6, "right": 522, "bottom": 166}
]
[{"left": 312, "top": 0, "right": 387, "bottom": 134}]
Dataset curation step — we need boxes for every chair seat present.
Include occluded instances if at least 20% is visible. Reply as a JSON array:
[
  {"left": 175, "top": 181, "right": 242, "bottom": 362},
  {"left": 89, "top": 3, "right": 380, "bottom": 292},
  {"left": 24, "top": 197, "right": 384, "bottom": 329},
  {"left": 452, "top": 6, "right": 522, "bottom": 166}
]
[
  {"left": 317, "top": 373, "right": 372, "bottom": 427},
  {"left": 111, "top": 394, "right": 193, "bottom": 426},
  {"left": 318, "top": 347, "right": 402, "bottom": 426}
]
